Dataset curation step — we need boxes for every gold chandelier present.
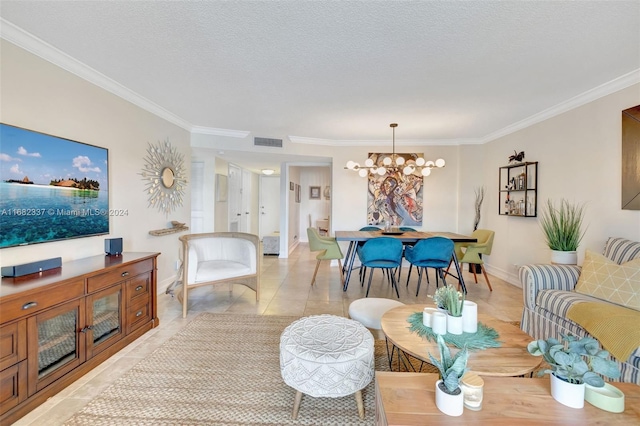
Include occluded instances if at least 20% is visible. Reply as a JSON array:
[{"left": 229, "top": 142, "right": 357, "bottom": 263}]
[{"left": 345, "top": 123, "right": 445, "bottom": 177}]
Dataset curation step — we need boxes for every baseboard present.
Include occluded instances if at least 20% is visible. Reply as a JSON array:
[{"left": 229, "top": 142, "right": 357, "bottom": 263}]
[{"left": 484, "top": 264, "right": 521, "bottom": 288}]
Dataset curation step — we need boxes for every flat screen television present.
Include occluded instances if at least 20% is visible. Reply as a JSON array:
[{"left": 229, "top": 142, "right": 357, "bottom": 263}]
[{"left": 0, "top": 123, "right": 109, "bottom": 249}]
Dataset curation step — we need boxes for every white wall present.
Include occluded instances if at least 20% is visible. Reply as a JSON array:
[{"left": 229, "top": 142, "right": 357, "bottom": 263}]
[
  {"left": 479, "top": 85, "right": 640, "bottom": 285},
  {"left": 287, "top": 166, "right": 302, "bottom": 253},
  {"left": 0, "top": 40, "right": 191, "bottom": 290}
]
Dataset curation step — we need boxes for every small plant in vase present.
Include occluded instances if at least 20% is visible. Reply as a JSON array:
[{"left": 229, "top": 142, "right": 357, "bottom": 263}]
[
  {"left": 431, "top": 286, "right": 449, "bottom": 310},
  {"left": 428, "top": 334, "right": 469, "bottom": 416},
  {"left": 434, "top": 285, "right": 465, "bottom": 335},
  {"left": 527, "top": 334, "right": 620, "bottom": 408}
]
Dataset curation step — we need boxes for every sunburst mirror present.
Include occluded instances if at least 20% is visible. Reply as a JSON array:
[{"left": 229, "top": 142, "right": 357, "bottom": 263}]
[{"left": 140, "top": 139, "right": 187, "bottom": 215}]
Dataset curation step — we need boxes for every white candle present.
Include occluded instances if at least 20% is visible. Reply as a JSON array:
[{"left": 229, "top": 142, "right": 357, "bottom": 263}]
[
  {"left": 423, "top": 307, "right": 438, "bottom": 327},
  {"left": 431, "top": 312, "right": 447, "bottom": 335},
  {"left": 462, "top": 301, "right": 478, "bottom": 333}
]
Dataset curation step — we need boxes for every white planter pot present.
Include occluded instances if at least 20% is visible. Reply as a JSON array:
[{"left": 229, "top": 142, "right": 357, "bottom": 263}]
[
  {"left": 446, "top": 314, "right": 463, "bottom": 335},
  {"left": 551, "top": 250, "right": 578, "bottom": 265},
  {"left": 435, "top": 380, "right": 464, "bottom": 416},
  {"left": 550, "top": 373, "right": 585, "bottom": 409}
]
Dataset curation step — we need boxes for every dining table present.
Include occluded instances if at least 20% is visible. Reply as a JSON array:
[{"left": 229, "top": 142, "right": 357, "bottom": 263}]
[{"left": 334, "top": 230, "right": 477, "bottom": 294}]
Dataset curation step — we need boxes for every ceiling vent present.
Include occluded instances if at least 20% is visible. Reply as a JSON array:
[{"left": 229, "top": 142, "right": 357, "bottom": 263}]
[{"left": 254, "top": 137, "right": 283, "bottom": 148}]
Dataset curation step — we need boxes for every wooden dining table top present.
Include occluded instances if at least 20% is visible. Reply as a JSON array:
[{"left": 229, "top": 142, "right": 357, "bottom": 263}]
[
  {"left": 380, "top": 304, "right": 542, "bottom": 377},
  {"left": 334, "top": 230, "right": 477, "bottom": 243}
]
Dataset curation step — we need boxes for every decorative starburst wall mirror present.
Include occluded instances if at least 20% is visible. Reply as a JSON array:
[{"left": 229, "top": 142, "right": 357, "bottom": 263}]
[{"left": 140, "top": 139, "right": 187, "bottom": 215}]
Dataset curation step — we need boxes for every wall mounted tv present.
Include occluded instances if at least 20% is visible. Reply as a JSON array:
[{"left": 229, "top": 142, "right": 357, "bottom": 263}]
[{"left": 0, "top": 123, "right": 109, "bottom": 249}]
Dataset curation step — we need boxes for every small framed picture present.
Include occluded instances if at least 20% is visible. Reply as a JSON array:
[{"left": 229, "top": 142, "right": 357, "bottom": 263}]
[
  {"left": 295, "top": 184, "right": 301, "bottom": 203},
  {"left": 309, "top": 186, "right": 321, "bottom": 199},
  {"left": 290, "top": 181, "right": 294, "bottom": 191}
]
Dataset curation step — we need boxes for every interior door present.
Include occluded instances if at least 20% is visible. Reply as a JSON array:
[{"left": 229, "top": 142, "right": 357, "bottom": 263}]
[
  {"left": 241, "top": 169, "right": 252, "bottom": 233},
  {"left": 228, "top": 164, "right": 241, "bottom": 232},
  {"left": 259, "top": 175, "right": 280, "bottom": 239}
]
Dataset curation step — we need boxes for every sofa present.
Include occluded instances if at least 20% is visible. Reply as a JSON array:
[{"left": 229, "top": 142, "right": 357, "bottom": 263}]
[
  {"left": 178, "top": 232, "right": 260, "bottom": 318},
  {"left": 520, "top": 237, "right": 640, "bottom": 384}
]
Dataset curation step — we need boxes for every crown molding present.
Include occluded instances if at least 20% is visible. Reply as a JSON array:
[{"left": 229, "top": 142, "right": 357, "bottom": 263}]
[
  {"left": 1, "top": 18, "right": 193, "bottom": 131},
  {"left": 190, "top": 126, "right": 250, "bottom": 138},
  {"left": 288, "top": 135, "right": 481, "bottom": 146},
  {"left": 481, "top": 68, "right": 640, "bottom": 143}
]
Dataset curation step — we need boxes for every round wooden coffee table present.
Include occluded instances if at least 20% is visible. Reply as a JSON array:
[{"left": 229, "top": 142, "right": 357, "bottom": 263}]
[{"left": 380, "top": 304, "right": 542, "bottom": 376}]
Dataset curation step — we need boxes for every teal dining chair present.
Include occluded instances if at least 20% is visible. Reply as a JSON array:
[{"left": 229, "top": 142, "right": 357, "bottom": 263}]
[
  {"left": 404, "top": 236, "right": 454, "bottom": 296},
  {"left": 356, "top": 226, "right": 382, "bottom": 285},
  {"left": 359, "top": 237, "right": 403, "bottom": 298}
]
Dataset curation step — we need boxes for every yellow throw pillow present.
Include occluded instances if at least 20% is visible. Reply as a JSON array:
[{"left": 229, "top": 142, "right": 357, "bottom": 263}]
[{"left": 575, "top": 249, "right": 640, "bottom": 311}]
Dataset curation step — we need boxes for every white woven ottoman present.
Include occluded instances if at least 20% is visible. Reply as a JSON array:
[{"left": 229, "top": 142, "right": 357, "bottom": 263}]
[{"left": 279, "top": 314, "right": 374, "bottom": 419}]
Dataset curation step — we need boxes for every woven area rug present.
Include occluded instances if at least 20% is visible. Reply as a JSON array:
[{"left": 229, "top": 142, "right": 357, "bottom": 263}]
[{"left": 64, "top": 313, "right": 430, "bottom": 426}]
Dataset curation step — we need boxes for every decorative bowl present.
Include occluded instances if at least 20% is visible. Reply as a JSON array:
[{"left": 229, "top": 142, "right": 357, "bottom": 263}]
[{"left": 585, "top": 383, "right": 625, "bottom": 413}]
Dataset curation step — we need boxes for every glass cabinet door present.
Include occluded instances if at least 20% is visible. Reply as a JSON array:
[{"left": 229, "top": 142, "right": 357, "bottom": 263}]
[
  {"left": 27, "top": 299, "right": 85, "bottom": 395},
  {"left": 86, "top": 284, "right": 124, "bottom": 358}
]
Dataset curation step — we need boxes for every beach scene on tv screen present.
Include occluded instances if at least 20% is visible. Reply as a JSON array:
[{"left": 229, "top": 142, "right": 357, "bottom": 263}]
[{"left": 0, "top": 124, "right": 109, "bottom": 248}]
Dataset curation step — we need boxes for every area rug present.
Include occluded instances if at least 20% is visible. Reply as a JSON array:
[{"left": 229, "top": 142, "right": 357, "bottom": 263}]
[{"left": 64, "top": 313, "right": 428, "bottom": 426}]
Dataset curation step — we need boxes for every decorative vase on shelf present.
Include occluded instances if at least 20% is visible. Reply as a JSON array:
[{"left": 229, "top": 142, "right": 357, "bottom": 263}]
[
  {"left": 551, "top": 250, "right": 578, "bottom": 265},
  {"left": 550, "top": 373, "right": 585, "bottom": 409},
  {"left": 446, "top": 314, "right": 463, "bottom": 335},
  {"left": 435, "top": 380, "right": 464, "bottom": 416}
]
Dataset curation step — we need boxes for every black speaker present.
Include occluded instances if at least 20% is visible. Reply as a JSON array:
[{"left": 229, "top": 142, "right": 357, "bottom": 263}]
[
  {"left": 1, "top": 257, "right": 62, "bottom": 277},
  {"left": 105, "top": 238, "right": 123, "bottom": 256}
]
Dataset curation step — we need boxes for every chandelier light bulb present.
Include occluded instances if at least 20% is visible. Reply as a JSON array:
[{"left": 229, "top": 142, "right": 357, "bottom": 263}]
[{"left": 344, "top": 123, "right": 444, "bottom": 177}]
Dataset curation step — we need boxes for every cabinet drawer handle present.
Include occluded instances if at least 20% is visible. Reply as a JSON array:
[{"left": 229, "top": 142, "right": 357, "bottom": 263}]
[
  {"left": 22, "top": 301, "right": 38, "bottom": 310},
  {"left": 121, "top": 271, "right": 129, "bottom": 277},
  {"left": 135, "top": 285, "right": 143, "bottom": 291},
  {"left": 80, "top": 325, "right": 94, "bottom": 333},
  {"left": 136, "top": 311, "right": 143, "bottom": 317}
]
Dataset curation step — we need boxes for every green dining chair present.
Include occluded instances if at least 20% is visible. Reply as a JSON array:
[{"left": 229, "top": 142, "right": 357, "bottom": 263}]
[
  {"left": 447, "top": 229, "right": 494, "bottom": 291},
  {"left": 307, "top": 227, "right": 344, "bottom": 286}
]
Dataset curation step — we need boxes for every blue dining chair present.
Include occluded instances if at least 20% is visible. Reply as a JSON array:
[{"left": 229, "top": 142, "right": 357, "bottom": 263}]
[
  {"left": 404, "top": 237, "right": 454, "bottom": 296},
  {"left": 359, "top": 237, "right": 403, "bottom": 298},
  {"left": 356, "top": 226, "right": 382, "bottom": 285},
  {"left": 396, "top": 227, "right": 416, "bottom": 282}
]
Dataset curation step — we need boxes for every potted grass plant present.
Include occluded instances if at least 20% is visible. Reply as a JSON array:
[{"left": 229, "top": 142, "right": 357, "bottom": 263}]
[
  {"left": 539, "top": 198, "right": 587, "bottom": 265},
  {"left": 428, "top": 334, "right": 469, "bottom": 416},
  {"left": 527, "top": 334, "right": 620, "bottom": 408}
]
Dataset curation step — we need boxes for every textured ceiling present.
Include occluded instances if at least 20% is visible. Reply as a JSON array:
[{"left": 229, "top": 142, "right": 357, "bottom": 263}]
[{"left": 1, "top": 1, "right": 639, "bottom": 146}]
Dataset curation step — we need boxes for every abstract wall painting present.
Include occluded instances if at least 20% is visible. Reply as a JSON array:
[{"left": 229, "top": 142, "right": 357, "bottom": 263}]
[{"left": 366, "top": 152, "right": 424, "bottom": 226}]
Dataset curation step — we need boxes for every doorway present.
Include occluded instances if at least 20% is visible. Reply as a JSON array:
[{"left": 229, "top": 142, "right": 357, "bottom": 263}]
[{"left": 259, "top": 175, "right": 280, "bottom": 239}]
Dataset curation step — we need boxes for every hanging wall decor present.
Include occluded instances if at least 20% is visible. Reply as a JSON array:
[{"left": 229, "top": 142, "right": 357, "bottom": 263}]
[
  {"left": 366, "top": 152, "right": 424, "bottom": 226},
  {"left": 140, "top": 139, "right": 187, "bottom": 215}
]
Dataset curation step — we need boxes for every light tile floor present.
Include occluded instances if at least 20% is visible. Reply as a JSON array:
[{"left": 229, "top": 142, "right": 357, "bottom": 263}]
[{"left": 13, "top": 243, "right": 524, "bottom": 425}]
